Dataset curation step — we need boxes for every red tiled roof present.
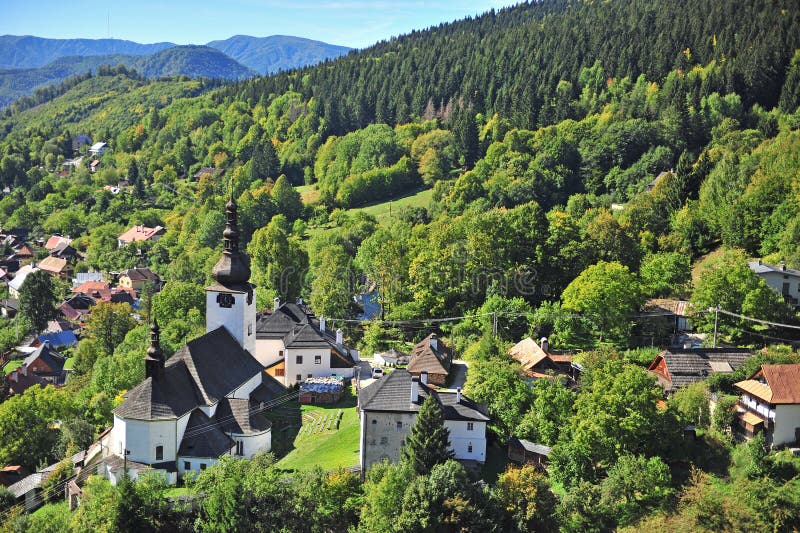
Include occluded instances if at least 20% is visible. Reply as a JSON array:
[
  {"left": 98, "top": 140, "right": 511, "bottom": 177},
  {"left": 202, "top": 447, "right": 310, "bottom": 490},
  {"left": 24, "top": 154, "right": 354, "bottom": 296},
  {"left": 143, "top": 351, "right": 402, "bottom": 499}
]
[
  {"left": 737, "top": 364, "right": 800, "bottom": 404},
  {"left": 73, "top": 281, "right": 111, "bottom": 301},
  {"left": 45, "top": 236, "right": 71, "bottom": 250},
  {"left": 118, "top": 225, "right": 164, "bottom": 244}
]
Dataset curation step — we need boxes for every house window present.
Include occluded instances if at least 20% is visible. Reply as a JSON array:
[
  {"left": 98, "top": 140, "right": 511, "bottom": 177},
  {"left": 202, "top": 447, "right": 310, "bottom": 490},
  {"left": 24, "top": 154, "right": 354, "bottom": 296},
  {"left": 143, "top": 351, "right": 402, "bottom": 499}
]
[
  {"left": 467, "top": 422, "right": 474, "bottom": 431},
  {"left": 396, "top": 421, "right": 403, "bottom": 431},
  {"left": 200, "top": 463, "right": 207, "bottom": 470},
  {"left": 296, "top": 374, "right": 302, "bottom": 382},
  {"left": 371, "top": 419, "right": 377, "bottom": 425},
  {"left": 380, "top": 437, "right": 388, "bottom": 445},
  {"left": 296, "top": 355, "right": 303, "bottom": 364},
  {"left": 315, "top": 355, "right": 322, "bottom": 364},
  {"left": 275, "top": 368, "right": 285, "bottom": 377},
  {"left": 248, "top": 323, "right": 253, "bottom": 336},
  {"left": 468, "top": 443, "right": 473, "bottom": 453},
  {"left": 307, "top": 373, "right": 312, "bottom": 379},
  {"left": 155, "top": 445, "right": 163, "bottom": 461},
  {"left": 118, "top": 441, "right": 123, "bottom": 454},
  {"left": 236, "top": 441, "right": 244, "bottom": 456},
  {"left": 279, "top": 350, "right": 284, "bottom": 357}
]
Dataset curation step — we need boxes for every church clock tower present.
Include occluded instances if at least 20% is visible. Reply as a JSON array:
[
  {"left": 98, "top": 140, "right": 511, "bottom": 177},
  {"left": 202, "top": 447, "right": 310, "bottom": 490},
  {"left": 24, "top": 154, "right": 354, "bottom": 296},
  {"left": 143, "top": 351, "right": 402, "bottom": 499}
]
[{"left": 205, "top": 194, "right": 256, "bottom": 355}]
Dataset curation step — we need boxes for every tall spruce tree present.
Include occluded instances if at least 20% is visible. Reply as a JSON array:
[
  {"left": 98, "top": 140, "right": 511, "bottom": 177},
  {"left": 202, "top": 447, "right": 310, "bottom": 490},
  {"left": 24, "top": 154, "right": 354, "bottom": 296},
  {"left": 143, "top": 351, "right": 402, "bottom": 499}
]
[
  {"left": 18, "top": 270, "right": 58, "bottom": 332},
  {"left": 402, "top": 394, "right": 453, "bottom": 475}
]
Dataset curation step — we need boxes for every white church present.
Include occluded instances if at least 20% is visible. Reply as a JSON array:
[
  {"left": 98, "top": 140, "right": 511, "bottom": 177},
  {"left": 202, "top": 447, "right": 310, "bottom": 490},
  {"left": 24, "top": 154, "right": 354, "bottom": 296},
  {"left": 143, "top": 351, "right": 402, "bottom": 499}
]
[{"left": 105, "top": 196, "right": 351, "bottom": 483}]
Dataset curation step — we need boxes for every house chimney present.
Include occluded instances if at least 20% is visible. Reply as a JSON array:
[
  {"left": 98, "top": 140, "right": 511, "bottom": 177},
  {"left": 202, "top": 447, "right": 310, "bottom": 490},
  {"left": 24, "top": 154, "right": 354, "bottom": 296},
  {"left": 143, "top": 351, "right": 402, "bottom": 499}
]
[
  {"left": 320, "top": 316, "right": 326, "bottom": 333},
  {"left": 429, "top": 333, "right": 438, "bottom": 352},
  {"left": 780, "top": 261, "right": 787, "bottom": 271},
  {"left": 336, "top": 328, "right": 343, "bottom": 345},
  {"left": 540, "top": 337, "right": 549, "bottom": 353},
  {"left": 420, "top": 371, "right": 428, "bottom": 385},
  {"left": 411, "top": 376, "right": 420, "bottom": 403},
  {"left": 456, "top": 387, "right": 462, "bottom": 403},
  {"left": 273, "top": 297, "right": 280, "bottom": 312},
  {"left": 758, "top": 259, "right": 762, "bottom": 265}
]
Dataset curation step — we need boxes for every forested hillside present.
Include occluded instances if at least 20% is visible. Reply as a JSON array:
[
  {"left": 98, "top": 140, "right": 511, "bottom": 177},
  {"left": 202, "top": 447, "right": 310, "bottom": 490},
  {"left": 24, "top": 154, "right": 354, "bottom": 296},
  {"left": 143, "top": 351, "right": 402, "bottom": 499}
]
[
  {"left": 0, "top": 47, "right": 253, "bottom": 108},
  {"left": 0, "top": 35, "right": 173, "bottom": 69},
  {"left": 225, "top": 0, "right": 800, "bottom": 133},
  {"left": 1, "top": 0, "right": 800, "bottom": 529}
]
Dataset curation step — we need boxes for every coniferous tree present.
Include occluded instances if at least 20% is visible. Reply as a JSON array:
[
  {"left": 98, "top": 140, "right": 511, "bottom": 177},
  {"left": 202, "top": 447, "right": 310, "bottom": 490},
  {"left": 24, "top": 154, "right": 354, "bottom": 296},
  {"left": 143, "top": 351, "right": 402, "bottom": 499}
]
[
  {"left": 18, "top": 270, "right": 58, "bottom": 331},
  {"left": 402, "top": 394, "right": 453, "bottom": 475}
]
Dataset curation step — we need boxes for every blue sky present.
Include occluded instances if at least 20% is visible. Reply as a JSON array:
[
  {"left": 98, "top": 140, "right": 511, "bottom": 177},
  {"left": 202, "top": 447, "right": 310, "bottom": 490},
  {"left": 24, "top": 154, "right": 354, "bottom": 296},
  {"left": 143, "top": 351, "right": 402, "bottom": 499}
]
[{"left": 0, "top": 1, "right": 520, "bottom": 48}]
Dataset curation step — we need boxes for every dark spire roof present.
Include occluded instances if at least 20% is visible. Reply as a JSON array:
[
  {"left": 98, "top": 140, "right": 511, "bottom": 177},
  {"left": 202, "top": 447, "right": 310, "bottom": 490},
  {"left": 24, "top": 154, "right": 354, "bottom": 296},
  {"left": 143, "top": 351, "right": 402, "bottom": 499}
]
[
  {"left": 145, "top": 319, "right": 165, "bottom": 382},
  {"left": 211, "top": 193, "right": 251, "bottom": 286}
]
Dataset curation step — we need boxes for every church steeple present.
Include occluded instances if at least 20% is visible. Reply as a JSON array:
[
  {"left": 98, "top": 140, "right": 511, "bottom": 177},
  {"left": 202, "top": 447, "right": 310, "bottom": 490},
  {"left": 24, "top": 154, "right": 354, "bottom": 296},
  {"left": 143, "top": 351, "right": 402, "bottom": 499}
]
[
  {"left": 211, "top": 192, "right": 251, "bottom": 287},
  {"left": 145, "top": 319, "right": 165, "bottom": 382}
]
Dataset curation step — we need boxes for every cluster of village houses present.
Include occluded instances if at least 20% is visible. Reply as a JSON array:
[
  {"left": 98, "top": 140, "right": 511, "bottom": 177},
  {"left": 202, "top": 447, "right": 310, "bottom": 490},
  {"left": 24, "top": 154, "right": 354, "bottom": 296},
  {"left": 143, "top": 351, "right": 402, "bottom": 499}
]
[{"left": 2, "top": 197, "right": 800, "bottom": 513}]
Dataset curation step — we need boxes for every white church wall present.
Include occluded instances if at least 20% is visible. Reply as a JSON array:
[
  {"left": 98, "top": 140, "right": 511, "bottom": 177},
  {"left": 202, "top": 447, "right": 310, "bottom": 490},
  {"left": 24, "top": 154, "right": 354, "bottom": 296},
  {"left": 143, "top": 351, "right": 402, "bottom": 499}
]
[
  {"left": 230, "top": 372, "right": 262, "bottom": 400},
  {"left": 205, "top": 289, "right": 256, "bottom": 355},
  {"left": 124, "top": 418, "right": 178, "bottom": 464}
]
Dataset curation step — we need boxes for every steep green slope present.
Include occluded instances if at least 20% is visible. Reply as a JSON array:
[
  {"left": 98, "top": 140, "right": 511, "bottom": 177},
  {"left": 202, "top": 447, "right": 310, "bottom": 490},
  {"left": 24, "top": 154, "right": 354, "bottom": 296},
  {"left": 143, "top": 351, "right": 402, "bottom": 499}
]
[{"left": 207, "top": 35, "right": 351, "bottom": 74}]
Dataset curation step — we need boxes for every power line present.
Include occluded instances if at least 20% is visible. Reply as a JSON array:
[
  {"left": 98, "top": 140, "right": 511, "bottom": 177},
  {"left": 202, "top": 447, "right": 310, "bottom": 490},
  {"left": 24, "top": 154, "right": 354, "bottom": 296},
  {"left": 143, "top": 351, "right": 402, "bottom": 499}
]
[{"left": 710, "top": 307, "right": 800, "bottom": 331}]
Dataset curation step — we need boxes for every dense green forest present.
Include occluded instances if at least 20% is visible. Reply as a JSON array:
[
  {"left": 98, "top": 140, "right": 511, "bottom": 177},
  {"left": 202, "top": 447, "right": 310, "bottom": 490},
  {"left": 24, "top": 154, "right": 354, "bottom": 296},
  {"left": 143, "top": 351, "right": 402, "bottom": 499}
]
[{"left": 0, "top": 0, "right": 800, "bottom": 530}]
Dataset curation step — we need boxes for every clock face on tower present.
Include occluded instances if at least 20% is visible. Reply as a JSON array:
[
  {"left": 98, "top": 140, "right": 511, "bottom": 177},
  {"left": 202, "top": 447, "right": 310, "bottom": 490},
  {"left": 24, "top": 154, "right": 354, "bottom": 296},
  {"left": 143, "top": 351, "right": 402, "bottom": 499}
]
[{"left": 217, "top": 293, "right": 235, "bottom": 308}]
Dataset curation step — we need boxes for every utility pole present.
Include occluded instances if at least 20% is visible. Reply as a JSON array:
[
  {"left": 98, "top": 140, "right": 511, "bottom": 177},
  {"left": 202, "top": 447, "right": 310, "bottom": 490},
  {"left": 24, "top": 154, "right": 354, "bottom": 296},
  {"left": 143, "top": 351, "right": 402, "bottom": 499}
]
[
  {"left": 712, "top": 306, "right": 719, "bottom": 348},
  {"left": 123, "top": 449, "right": 130, "bottom": 478}
]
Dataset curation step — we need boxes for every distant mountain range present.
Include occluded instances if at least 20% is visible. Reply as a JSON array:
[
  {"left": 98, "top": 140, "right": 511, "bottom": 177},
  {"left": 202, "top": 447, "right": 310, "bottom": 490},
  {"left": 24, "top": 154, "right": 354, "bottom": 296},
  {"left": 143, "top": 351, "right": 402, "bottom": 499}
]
[{"left": 0, "top": 34, "right": 352, "bottom": 108}]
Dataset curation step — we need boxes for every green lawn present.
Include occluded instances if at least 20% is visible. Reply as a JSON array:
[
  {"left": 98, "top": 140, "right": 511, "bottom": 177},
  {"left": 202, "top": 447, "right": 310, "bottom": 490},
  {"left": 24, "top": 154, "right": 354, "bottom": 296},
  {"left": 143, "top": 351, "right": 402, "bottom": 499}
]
[
  {"left": 3, "top": 359, "right": 22, "bottom": 375},
  {"left": 63, "top": 357, "right": 75, "bottom": 370},
  {"left": 351, "top": 187, "right": 433, "bottom": 223},
  {"left": 306, "top": 187, "right": 434, "bottom": 238},
  {"left": 164, "top": 486, "right": 190, "bottom": 497},
  {"left": 276, "top": 398, "right": 360, "bottom": 472}
]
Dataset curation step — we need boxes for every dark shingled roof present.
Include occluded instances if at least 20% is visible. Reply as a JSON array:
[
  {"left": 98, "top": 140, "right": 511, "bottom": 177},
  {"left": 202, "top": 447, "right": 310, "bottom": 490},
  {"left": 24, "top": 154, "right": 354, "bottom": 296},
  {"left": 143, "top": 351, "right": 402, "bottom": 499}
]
[
  {"left": 114, "top": 360, "right": 200, "bottom": 420},
  {"left": 359, "top": 370, "right": 488, "bottom": 421},
  {"left": 115, "top": 327, "right": 263, "bottom": 420},
  {"left": 509, "top": 438, "right": 552, "bottom": 456},
  {"left": 251, "top": 373, "right": 289, "bottom": 402},
  {"left": 23, "top": 342, "right": 67, "bottom": 373},
  {"left": 169, "top": 327, "right": 263, "bottom": 406},
  {"left": 255, "top": 302, "right": 312, "bottom": 339},
  {"left": 258, "top": 303, "right": 354, "bottom": 366},
  {"left": 407, "top": 334, "right": 451, "bottom": 375},
  {"left": 178, "top": 410, "right": 234, "bottom": 458},
  {"left": 216, "top": 397, "right": 271, "bottom": 435},
  {"left": 649, "top": 348, "right": 753, "bottom": 393}
]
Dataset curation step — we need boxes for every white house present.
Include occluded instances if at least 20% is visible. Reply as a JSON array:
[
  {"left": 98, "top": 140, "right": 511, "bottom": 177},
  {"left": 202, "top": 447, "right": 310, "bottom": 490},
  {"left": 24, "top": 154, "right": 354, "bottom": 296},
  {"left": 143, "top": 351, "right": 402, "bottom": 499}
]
[
  {"left": 108, "top": 197, "right": 286, "bottom": 482},
  {"left": 748, "top": 260, "right": 800, "bottom": 307},
  {"left": 8, "top": 264, "right": 39, "bottom": 299},
  {"left": 357, "top": 369, "right": 489, "bottom": 471},
  {"left": 88, "top": 142, "right": 108, "bottom": 156},
  {"left": 255, "top": 301, "right": 358, "bottom": 386},
  {"left": 734, "top": 364, "right": 800, "bottom": 448}
]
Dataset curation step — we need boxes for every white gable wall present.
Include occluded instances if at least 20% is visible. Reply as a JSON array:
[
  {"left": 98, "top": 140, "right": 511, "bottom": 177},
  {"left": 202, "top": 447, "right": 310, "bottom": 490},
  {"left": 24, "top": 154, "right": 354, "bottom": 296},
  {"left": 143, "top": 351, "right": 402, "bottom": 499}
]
[
  {"left": 445, "top": 420, "right": 487, "bottom": 462},
  {"left": 773, "top": 404, "right": 800, "bottom": 447},
  {"left": 255, "top": 338, "right": 285, "bottom": 367}
]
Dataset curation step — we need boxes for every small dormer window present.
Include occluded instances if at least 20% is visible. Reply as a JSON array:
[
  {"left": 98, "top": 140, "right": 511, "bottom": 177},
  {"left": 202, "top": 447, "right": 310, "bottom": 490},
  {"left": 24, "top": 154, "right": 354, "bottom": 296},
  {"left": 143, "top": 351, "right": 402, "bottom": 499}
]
[{"left": 155, "top": 445, "right": 163, "bottom": 461}]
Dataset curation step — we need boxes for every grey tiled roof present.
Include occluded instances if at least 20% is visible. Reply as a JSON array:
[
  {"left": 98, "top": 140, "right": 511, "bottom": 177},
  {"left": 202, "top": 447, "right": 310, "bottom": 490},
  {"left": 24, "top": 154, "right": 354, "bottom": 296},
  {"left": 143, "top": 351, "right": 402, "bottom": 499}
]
[
  {"left": 257, "top": 303, "right": 354, "bottom": 366},
  {"left": 169, "top": 327, "right": 263, "bottom": 406},
  {"left": 255, "top": 303, "right": 311, "bottom": 338},
  {"left": 748, "top": 261, "right": 800, "bottom": 277},
  {"left": 509, "top": 438, "right": 552, "bottom": 456},
  {"left": 7, "top": 472, "right": 48, "bottom": 497},
  {"left": 23, "top": 342, "right": 66, "bottom": 375},
  {"left": 115, "top": 327, "right": 263, "bottom": 420},
  {"left": 216, "top": 397, "right": 271, "bottom": 435},
  {"left": 655, "top": 348, "right": 753, "bottom": 392},
  {"left": 359, "top": 370, "right": 488, "bottom": 421},
  {"left": 114, "top": 360, "right": 200, "bottom": 420},
  {"left": 178, "top": 410, "right": 234, "bottom": 458}
]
